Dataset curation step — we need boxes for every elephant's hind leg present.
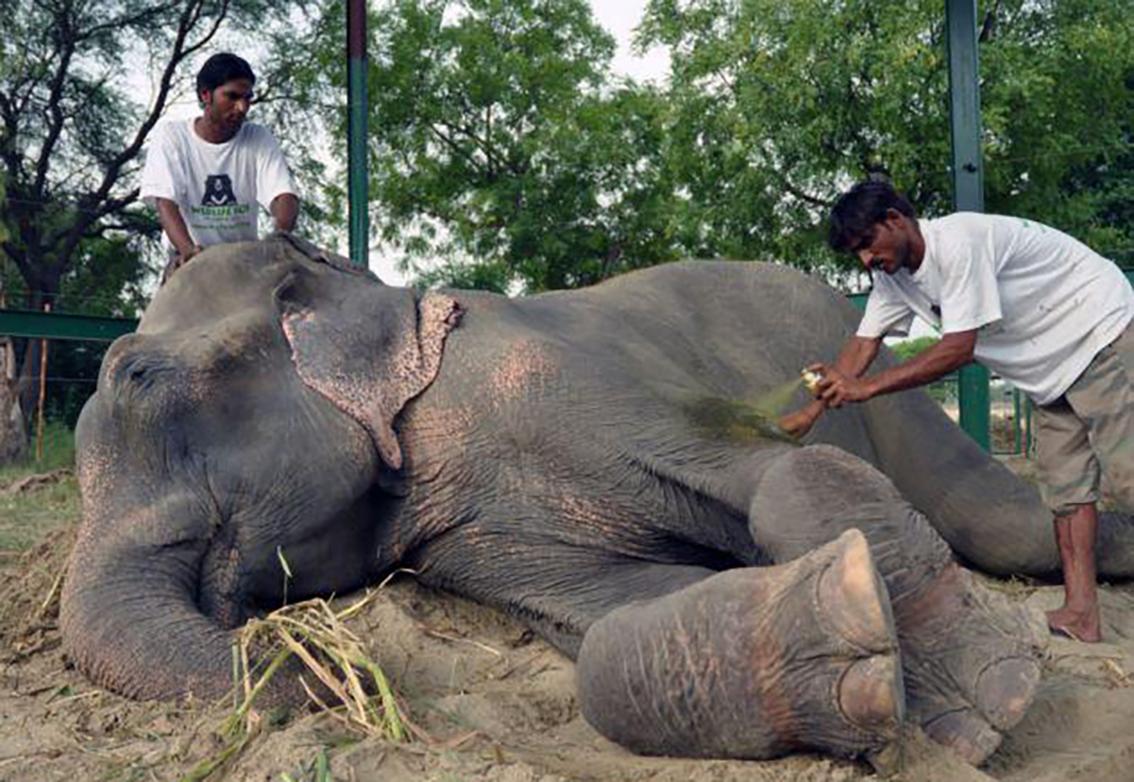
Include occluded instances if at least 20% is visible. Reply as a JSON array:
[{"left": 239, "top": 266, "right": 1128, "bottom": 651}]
[
  {"left": 576, "top": 529, "right": 903, "bottom": 763},
  {"left": 749, "top": 445, "right": 1048, "bottom": 765}
]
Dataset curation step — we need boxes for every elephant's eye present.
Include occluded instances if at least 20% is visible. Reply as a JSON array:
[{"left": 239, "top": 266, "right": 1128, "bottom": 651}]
[{"left": 110, "top": 353, "right": 177, "bottom": 394}]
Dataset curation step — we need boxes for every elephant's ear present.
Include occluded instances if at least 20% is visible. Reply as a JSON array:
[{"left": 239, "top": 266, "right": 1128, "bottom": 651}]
[{"left": 275, "top": 263, "right": 462, "bottom": 470}]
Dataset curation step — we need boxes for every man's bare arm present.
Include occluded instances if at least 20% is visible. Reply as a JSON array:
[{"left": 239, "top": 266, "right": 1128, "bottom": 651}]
[
  {"left": 154, "top": 198, "right": 199, "bottom": 259},
  {"left": 818, "top": 330, "right": 977, "bottom": 407},
  {"left": 778, "top": 335, "right": 882, "bottom": 436},
  {"left": 270, "top": 193, "right": 299, "bottom": 232}
]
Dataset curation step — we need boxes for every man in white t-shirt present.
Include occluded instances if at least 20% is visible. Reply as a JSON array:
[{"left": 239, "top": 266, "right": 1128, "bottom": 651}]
[
  {"left": 779, "top": 180, "right": 1134, "bottom": 644},
  {"left": 141, "top": 52, "right": 299, "bottom": 282}
]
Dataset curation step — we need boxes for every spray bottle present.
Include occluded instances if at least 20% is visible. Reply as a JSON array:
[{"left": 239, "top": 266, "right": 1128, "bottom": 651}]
[{"left": 801, "top": 367, "right": 824, "bottom": 396}]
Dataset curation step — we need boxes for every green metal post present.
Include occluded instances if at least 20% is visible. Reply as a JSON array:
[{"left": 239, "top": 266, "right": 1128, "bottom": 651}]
[
  {"left": 347, "top": 0, "right": 369, "bottom": 268},
  {"left": 946, "top": 0, "right": 990, "bottom": 450},
  {"left": 1025, "top": 396, "right": 1033, "bottom": 456},
  {"left": 1012, "top": 387, "right": 1021, "bottom": 455}
]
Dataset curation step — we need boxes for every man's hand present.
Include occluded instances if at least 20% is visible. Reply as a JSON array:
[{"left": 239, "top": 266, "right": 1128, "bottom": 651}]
[
  {"left": 172, "top": 243, "right": 203, "bottom": 272},
  {"left": 161, "top": 243, "right": 203, "bottom": 285},
  {"left": 270, "top": 193, "right": 299, "bottom": 233},
  {"left": 813, "top": 365, "right": 874, "bottom": 408},
  {"left": 777, "top": 405, "right": 823, "bottom": 438}
]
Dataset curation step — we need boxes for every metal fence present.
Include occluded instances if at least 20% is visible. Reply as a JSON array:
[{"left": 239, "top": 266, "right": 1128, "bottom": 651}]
[{"left": 929, "top": 373, "right": 1033, "bottom": 457}]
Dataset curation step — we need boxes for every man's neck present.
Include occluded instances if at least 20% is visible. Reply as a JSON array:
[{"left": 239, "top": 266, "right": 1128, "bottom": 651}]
[
  {"left": 907, "top": 218, "right": 927, "bottom": 273},
  {"left": 193, "top": 115, "right": 237, "bottom": 144}
]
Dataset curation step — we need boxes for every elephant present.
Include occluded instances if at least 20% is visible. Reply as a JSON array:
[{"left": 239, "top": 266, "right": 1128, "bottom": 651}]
[{"left": 60, "top": 234, "right": 1134, "bottom": 768}]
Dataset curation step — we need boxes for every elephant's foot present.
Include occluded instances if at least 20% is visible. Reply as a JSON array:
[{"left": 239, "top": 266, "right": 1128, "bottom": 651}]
[
  {"left": 576, "top": 529, "right": 904, "bottom": 762},
  {"left": 894, "top": 563, "right": 1047, "bottom": 765}
]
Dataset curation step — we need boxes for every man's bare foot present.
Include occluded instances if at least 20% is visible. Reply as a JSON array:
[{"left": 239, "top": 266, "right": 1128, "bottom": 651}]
[{"left": 1046, "top": 605, "right": 1101, "bottom": 643}]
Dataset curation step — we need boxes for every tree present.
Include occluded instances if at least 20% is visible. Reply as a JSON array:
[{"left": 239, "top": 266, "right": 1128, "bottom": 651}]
[
  {"left": 279, "top": 0, "right": 684, "bottom": 293},
  {"left": 638, "top": 0, "right": 1134, "bottom": 279},
  {"left": 0, "top": 0, "right": 299, "bottom": 460},
  {"left": 0, "top": 172, "right": 24, "bottom": 462}
]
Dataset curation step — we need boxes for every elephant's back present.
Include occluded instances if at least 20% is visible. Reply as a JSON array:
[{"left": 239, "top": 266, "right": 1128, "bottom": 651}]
[
  {"left": 496, "top": 261, "right": 862, "bottom": 397},
  {"left": 441, "top": 261, "right": 874, "bottom": 481}
]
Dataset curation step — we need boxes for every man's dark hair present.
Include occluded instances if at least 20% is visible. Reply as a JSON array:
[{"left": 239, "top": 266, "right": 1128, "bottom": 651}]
[
  {"left": 827, "top": 180, "right": 918, "bottom": 253},
  {"left": 196, "top": 53, "right": 256, "bottom": 98}
]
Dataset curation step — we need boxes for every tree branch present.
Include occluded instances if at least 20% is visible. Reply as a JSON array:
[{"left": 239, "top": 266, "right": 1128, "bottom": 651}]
[
  {"left": 32, "top": 6, "right": 77, "bottom": 196},
  {"left": 1, "top": 240, "right": 30, "bottom": 279},
  {"left": 428, "top": 123, "right": 489, "bottom": 175},
  {"left": 53, "top": 0, "right": 233, "bottom": 267},
  {"left": 80, "top": 2, "right": 183, "bottom": 43}
]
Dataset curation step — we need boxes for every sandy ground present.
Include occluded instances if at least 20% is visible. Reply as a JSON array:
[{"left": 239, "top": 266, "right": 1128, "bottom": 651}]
[{"left": 3, "top": 476, "right": 1134, "bottom": 782}]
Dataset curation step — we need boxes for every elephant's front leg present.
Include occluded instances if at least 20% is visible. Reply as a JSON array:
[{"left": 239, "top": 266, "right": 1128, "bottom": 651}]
[
  {"left": 576, "top": 530, "right": 904, "bottom": 764},
  {"left": 748, "top": 445, "right": 1048, "bottom": 765}
]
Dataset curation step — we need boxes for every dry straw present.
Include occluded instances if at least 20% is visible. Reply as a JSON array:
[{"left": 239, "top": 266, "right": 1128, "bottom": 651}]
[{"left": 182, "top": 585, "right": 410, "bottom": 782}]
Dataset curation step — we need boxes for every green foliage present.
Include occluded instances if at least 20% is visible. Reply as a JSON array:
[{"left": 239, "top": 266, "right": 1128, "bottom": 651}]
[
  {"left": 888, "top": 336, "right": 957, "bottom": 405},
  {"left": 0, "top": 420, "right": 77, "bottom": 551},
  {"left": 0, "top": 420, "right": 75, "bottom": 481},
  {"left": 279, "top": 0, "right": 1131, "bottom": 293},
  {"left": 890, "top": 336, "right": 939, "bottom": 362},
  {"left": 639, "top": 0, "right": 1134, "bottom": 274},
  {"left": 280, "top": 0, "right": 683, "bottom": 292},
  {"left": 0, "top": 469, "right": 79, "bottom": 552}
]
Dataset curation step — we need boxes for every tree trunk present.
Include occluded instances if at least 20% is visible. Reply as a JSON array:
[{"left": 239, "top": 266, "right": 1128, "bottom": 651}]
[
  {"left": 15, "top": 274, "right": 59, "bottom": 435},
  {"left": 0, "top": 281, "right": 28, "bottom": 465}
]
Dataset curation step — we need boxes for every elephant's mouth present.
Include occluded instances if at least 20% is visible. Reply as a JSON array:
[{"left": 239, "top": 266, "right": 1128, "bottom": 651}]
[{"left": 210, "top": 482, "right": 400, "bottom": 623}]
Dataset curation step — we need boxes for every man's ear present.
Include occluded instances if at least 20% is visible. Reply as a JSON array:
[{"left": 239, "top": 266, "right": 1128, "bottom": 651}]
[
  {"left": 884, "top": 208, "right": 906, "bottom": 226},
  {"left": 274, "top": 262, "right": 461, "bottom": 470}
]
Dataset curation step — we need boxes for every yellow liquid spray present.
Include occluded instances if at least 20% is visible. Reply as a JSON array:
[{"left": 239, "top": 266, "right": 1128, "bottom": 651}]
[
  {"left": 744, "top": 376, "right": 807, "bottom": 420},
  {"left": 683, "top": 370, "right": 821, "bottom": 444},
  {"left": 746, "top": 369, "right": 823, "bottom": 419}
]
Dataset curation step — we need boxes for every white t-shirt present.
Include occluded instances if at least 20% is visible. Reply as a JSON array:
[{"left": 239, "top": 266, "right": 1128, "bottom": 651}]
[
  {"left": 857, "top": 213, "right": 1134, "bottom": 405},
  {"left": 140, "top": 118, "right": 297, "bottom": 249}
]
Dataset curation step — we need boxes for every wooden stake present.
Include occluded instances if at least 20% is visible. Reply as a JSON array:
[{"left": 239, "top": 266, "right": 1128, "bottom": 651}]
[{"left": 35, "top": 302, "right": 50, "bottom": 463}]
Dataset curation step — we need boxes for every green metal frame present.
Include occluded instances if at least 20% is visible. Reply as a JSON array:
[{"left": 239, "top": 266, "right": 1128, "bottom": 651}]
[
  {"left": 946, "top": 0, "right": 991, "bottom": 450},
  {"left": 0, "top": 309, "right": 137, "bottom": 341},
  {"left": 347, "top": 0, "right": 369, "bottom": 269}
]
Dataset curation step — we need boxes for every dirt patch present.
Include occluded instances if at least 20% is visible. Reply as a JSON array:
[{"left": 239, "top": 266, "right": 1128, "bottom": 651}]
[
  {"left": 0, "top": 469, "right": 72, "bottom": 498},
  {"left": 2, "top": 481, "right": 1134, "bottom": 781}
]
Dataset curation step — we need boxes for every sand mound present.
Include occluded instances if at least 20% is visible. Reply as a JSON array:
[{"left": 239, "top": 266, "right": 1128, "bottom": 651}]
[{"left": 3, "top": 506, "right": 1134, "bottom": 780}]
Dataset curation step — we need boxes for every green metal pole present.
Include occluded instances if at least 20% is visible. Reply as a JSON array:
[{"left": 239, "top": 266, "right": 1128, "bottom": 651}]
[
  {"left": 946, "top": 0, "right": 990, "bottom": 450},
  {"left": 347, "top": 0, "right": 369, "bottom": 269},
  {"left": 1013, "top": 387, "right": 1021, "bottom": 454}
]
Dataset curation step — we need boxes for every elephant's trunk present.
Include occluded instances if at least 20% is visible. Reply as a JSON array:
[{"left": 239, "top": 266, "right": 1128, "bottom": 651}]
[
  {"left": 861, "top": 385, "right": 1060, "bottom": 576},
  {"left": 60, "top": 491, "right": 239, "bottom": 702},
  {"left": 862, "top": 385, "right": 1134, "bottom": 579},
  {"left": 1095, "top": 511, "right": 1134, "bottom": 577}
]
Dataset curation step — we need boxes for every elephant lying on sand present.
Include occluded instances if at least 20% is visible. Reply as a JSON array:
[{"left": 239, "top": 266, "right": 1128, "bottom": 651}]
[{"left": 61, "top": 235, "right": 1134, "bottom": 766}]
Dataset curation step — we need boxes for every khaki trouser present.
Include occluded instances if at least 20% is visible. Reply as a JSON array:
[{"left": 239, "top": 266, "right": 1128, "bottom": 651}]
[{"left": 1035, "top": 321, "right": 1134, "bottom": 514}]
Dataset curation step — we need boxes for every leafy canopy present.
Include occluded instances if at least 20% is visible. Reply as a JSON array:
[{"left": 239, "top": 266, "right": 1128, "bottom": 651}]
[{"left": 638, "top": 0, "right": 1134, "bottom": 276}]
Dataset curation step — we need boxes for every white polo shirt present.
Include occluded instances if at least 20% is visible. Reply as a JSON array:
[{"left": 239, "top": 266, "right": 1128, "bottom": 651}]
[
  {"left": 140, "top": 118, "right": 297, "bottom": 249},
  {"left": 857, "top": 212, "right": 1134, "bottom": 405}
]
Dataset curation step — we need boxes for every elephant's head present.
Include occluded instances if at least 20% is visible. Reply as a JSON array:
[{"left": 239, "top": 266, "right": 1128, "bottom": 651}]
[{"left": 60, "top": 235, "right": 460, "bottom": 701}]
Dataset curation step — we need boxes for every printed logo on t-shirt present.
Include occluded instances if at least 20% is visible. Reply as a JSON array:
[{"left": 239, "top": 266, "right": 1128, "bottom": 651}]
[
  {"left": 190, "top": 173, "right": 251, "bottom": 229},
  {"left": 202, "top": 175, "right": 238, "bottom": 206}
]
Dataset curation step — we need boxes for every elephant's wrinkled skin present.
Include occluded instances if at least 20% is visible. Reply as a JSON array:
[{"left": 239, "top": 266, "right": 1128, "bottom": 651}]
[{"left": 62, "top": 236, "right": 1134, "bottom": 766}]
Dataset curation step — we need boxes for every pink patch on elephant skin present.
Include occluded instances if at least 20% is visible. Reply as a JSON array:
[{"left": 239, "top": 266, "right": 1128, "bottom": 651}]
[{"left": 487, "top": 338, "right": 560, "bottom": 402}]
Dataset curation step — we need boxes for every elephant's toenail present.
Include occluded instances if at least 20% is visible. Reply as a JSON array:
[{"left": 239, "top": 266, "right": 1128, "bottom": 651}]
[
  {"left": 837, "top": 655, "right": 905, "bottom": 731},
  {"left": 923, "top": 709, "right": 1002, "bottom": 765},
  {"left": 975, "top": 657, "right": 1041, "bottom": 731},
  {"left": 817, "top": 530, "right": 894, "bottom": 653}
]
